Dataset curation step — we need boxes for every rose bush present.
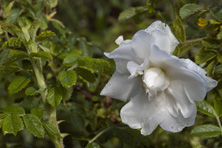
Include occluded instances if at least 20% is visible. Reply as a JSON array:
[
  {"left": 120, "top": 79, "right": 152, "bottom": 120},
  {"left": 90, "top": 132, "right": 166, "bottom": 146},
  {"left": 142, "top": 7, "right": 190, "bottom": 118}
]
[{"left": 101, "top": 21, "right": 217, "bottom": 135}]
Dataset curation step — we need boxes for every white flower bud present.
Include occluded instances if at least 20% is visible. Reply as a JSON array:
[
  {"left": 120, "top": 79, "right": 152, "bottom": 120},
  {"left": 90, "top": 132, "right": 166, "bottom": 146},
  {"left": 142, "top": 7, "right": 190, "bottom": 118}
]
[{"left": 143, "top": 68, "right": 169, "bottom": 98}]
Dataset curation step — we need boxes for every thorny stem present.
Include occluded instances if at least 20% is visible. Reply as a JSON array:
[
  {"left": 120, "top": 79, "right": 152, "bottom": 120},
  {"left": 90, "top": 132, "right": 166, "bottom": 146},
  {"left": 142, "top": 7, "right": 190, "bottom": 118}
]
[
  {"left": 88, "top": 128, "right": 110, "bottom": 144},
  {"left": 30, "top": 43, "right": 64, "bottom": 148}
]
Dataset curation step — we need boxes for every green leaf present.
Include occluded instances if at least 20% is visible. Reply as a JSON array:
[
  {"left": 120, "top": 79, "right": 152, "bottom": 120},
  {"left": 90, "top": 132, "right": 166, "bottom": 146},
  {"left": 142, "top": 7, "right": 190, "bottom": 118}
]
[
  {"left": 0, "top": 66, "right": 19, "bottom": 78},
  {"left": 35, "top": 30, "right": 56, "bottom": 42},
  {"left": 47, "top": 87, "right": 63, "bottom": 107},
  {"left": 173, "top": 18, "right": 185, "bottom": 43},
  {"left": 6, "top": 37, "right": 24, "bottom": 48},
  {"left": 79, "top": 38, "right": 92, "bottom": 57},
  {"left": 112, "top": 126, "right": 137, "bottom": 147},
  {"left": 39, "top": 44, "right": 50, "bottom": 53},
  {"left": 22, "top": 25, "right": 31, "bottom": 41},
  {"left": 86, "top": 142, "right": 101, "bottom": 148},
  {"left": 210, "top": 6, "right": 222, "bottom": 22},
  {"left": 214, "top": 99, "right": 222, "bottom": 117},
  {"left": 2, "top": 114, "right": 24, "bottom": 136},
  {"left": 23, "top": 114, "right": 45, "bottom": 138},
  {"left": 29, "top": 21, "right": 41, "bottom": 40},
  {"left": 4, "top": 53, "right": 28, "bottom": 65},
  {"left": 43, "top": 122, "right": 60, "bottom": 137},
  {"left": 206, "top": 59, "right": 217, "bottom": 76},
  {"left": 196, "top": 100, "right": 218, "bottom": 117},
  {"left": 63, "top": 54, "right": 80, "bottom": 67},
  {"left": 0, "top": 21, "right": 24, "bottom": 38},
  {"left": 52, "top": 21, "right": 66, "bottom": 36},
  {"left": 70, "top": 111, "right": 85, "bottom": 131},
  {"left": 0, "top": 120, "right": 3, "bottom": 128},
  {"left": 58, "top": 70, "right": 77, "bottom": 89},
  {"left": 217, "top": 31, "right": 222, "bottom": 40},
  {"left": 0, "top": 113, "right": 8, "bottom": 119},
  {"left": 78, "top": 56, "right": 114, "bottom": 75},
  {"left": 49, "top": 0, "right": 58, "bottom": 8},
  {"left": 6, "top": 9, "right": 21, "bottom": 24},
  {"left": 7, "top": 37, "right": 23, "bottom": 48},
  {"left": 191, "top": 124, "right": 221, "bottom": 138},
  {"left": 146, "top": 0, "right": 156, "bottom": 13},
  {"left": 176, "top": 43, "right": 197, "bottom": 57},
  {"left": 215, "top": 64, "right": 222, "bottom": 74},
  {"left": 30, "top": 51, "right": 53, "bottom": 61},
  {"left": 179, "top": 3, "right": 204, "bottom": 20},
  {"left": 124, "top": 127, "right": 150, "bottom": 147},
  {"left": 118, "top": 7, "right": 147, "bottom": 22},
  {"left": 217, "top": 52, "right": 222, "bottom": 63},
  {"left": 25, "top": 87, "right": 39, "bottom": 96},
  {"left": 2, "top": 105, "right": 25, "bottom": 115},
  {"left": 195, "top": 49, "right": 217, "bottom": 64},
  {"left": 31, "top": 108, "right": 44, "bottom": 119},
  {"left": 0, "top": 49, "right": 10, "bottom": 65},
  {"left": 202, "top": 38, "right": 220, "bottom": 48},
  {"left": 75, "top": 67, "right": 96, "bottom": 83},
  {"left": 3, "top": 1, "right": 15, "bottom": 18},
  {"left": 8, "top": 76, "right": 31, "bottom": 94}
]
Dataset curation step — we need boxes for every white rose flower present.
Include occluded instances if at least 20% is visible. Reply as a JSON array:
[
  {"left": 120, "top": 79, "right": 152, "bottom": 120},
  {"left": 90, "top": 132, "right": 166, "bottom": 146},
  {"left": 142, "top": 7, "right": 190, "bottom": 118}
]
[{"left": 100, "top": 21, "right": 217, "bottom": 135}]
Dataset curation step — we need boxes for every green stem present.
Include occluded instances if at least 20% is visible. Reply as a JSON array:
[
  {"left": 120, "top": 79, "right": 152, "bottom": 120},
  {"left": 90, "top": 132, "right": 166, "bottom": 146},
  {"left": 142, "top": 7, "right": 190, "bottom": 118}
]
[
  {"left": 88, "top": 128, "right": 110, "bottom": 144},
  {"left": 216, "top": 116, "right": 222, "bottom": 135},
  {"left": 30, "top": 43, "right": 64, "bottom": 148},
  {"left": 32, "top": 60, "right": 47, "bottom": 102},
  {"left": 183, "top": 37, "right": 205, "bottom": 44}
]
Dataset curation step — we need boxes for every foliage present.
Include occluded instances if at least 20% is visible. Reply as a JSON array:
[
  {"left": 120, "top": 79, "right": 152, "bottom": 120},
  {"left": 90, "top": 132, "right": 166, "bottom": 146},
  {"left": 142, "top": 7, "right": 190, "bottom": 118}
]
[{"left": 0, "top": 0, "right": 222, "bottom": 148}]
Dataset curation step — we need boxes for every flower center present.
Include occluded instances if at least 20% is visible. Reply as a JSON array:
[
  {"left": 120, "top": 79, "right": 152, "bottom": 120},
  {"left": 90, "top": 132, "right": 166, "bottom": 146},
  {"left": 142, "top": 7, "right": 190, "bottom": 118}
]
[{"left": 142, "top": 67, "right": 170, "bottom": 98}]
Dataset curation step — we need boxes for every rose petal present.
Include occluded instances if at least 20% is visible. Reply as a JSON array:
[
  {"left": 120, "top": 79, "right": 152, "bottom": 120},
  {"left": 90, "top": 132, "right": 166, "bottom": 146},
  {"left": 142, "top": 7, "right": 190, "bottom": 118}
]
[
  {"left": 166, "top": 81, "right": 195, "bottom": 118},
  {"left": 149, "top": 45, "right": 182, "bottom": 69},
  {"left": 150, "top": 46, "right": 207, "bottom": 102},
  {"left": 152, "top": 30, "right": 171, "bottom": 53},
  {"left": 127, "top": 61, "right": 140, "bottom": 78},
  {"left": 104, "top": 42, "right": 133, "bottom": 60},
  {"left": 104, "top": 42, "right": 134, "bottom": 74},
  {"left": 145, "top": 20, "right": 179, "bottom": 53},
  {"left": 120, "top": 89, "right": 168, "bottom": 135},
  {"left": 113, "top": 58, "right": 130, "bottom": 75},
  {"left": 115, "top": 35, "right": 124, "bottom": 45},
  {"left": 100, "top": 71, "right": 140, "bottom": 101},
  {"left": 132, "top": 30, "right": 153, "bottom": 63},
  {"left": 160, "top": 105, "right": 196, "bottom": 133},
  {"left": 181, "top": 59, "right": 217, "bottom": 92}
]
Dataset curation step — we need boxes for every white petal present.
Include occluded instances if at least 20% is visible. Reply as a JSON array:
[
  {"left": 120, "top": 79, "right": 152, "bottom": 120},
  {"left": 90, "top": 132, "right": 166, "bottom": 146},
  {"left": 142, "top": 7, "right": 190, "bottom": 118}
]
[
  {"left": 104, "top": 42, "right": 133, "bottom": 60},
  {"left": 113, "top": 58, "right": 130, "bottom": 74},
  {"left": 149, "top": 45, "right": 183, "bottom": 69},
  {"left": 119, "top": 39, "right": 131, "bottom": 46},
  {"left": 127, "top": 61, "right": 140, "bottom": 78},
  {"left": 160, "top": 105, "right": 196, "bottom": 133},
  {"left": 104, "top": 42, "right": 134, "bottom": 74},
  {"left": 152, "top": 30, "right": 171, "bottom": 53},
  {"left": 140, "top": 58, "right": 149, "bottom": 70},
  {"left": 100, "top": 72, "right": 140, "bottom": 101},
  {"left": 180, "top": 59, "right": 217, "bottom": 92},
  {"left": 204, "top": 76, "right": 217, "bottom": 92},
  {"left": 166, "top": 81, "right": 195, "bottom": 118},
  {"left": 115, "top": 35, "right": 124, "bottom": 45},
  {"left": 150, "top": 46, "right": 207, "bottom": 102},
  {"left": 132, "top": 30, "right": 153, "bottom": 63},
  {"left": 120, "top": 89, "right": 168, "bottom": 135},
  {"left": 145, "top": 20, "right": 179, "bottom": 53}
]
